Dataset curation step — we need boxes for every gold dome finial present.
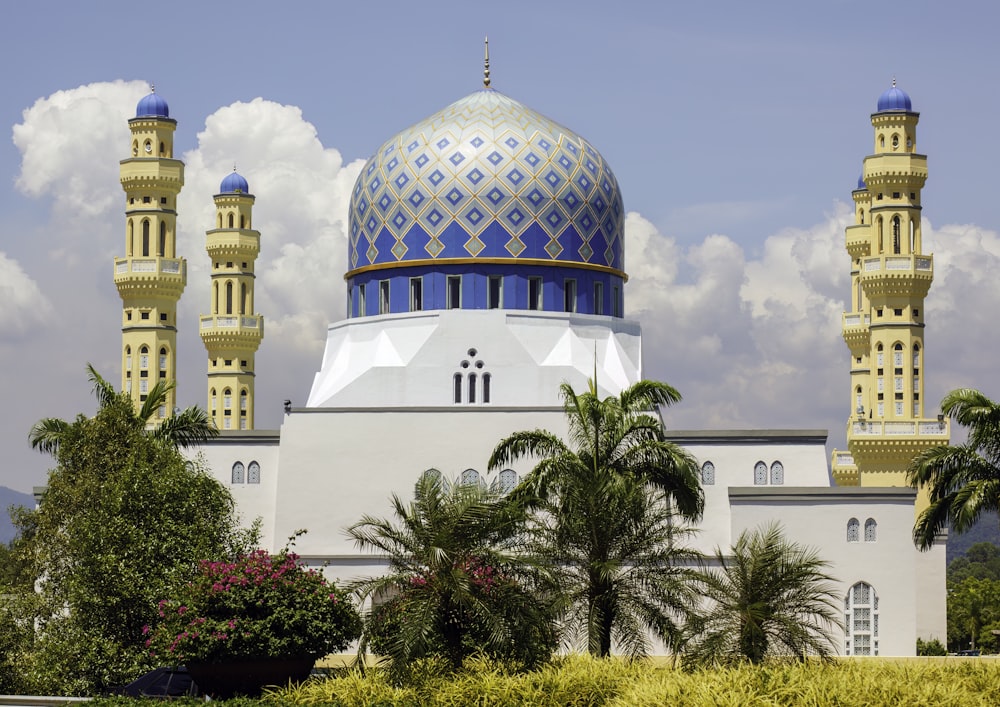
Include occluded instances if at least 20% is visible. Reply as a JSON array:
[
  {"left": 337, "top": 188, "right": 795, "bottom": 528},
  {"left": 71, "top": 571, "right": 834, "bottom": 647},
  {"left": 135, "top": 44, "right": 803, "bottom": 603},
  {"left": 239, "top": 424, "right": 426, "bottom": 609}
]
[{"left": 483, "top": 36, "right": 491, "bottom": 88}]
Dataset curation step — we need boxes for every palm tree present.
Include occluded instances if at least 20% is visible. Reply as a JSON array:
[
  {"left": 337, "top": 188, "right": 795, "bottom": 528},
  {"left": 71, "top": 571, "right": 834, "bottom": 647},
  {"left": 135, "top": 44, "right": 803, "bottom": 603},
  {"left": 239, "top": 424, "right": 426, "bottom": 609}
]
[
  {"left": 684, "top": 523, "right": 841, "bottom": 666},
  {"left": 907, "top": 388, "right": 1000, "bottom": 550},
  {"left": 348, "top": 472, "right": 556, "bottom": 677},
  {"left": 29, "top": 364, "right": 217, "bottom": 455},
  {"left": 488, "top": 378, "right": 704, "bottom": 657}
]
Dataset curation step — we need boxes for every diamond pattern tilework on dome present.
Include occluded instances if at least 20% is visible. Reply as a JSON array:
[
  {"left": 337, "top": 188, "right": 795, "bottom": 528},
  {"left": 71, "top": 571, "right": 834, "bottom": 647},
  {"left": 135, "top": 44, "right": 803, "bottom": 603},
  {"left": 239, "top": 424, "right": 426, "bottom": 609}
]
[{"left": 348, "top": 89, "right": 624, "bottom": 272}]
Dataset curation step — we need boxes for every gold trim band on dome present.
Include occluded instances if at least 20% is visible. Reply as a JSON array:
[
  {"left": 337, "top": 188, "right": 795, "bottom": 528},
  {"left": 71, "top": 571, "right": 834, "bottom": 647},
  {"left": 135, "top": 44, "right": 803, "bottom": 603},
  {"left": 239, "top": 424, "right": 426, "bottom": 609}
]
[{"left": 344, "top": 257, "right": 628, "bottom": 282}]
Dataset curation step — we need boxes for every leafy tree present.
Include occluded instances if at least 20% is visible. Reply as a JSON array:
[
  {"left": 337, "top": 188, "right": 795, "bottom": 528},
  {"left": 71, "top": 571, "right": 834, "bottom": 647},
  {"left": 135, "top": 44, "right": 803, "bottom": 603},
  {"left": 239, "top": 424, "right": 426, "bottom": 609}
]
[
  {"left": 908, "top": 388, "right": 1000, "bottom": 550},
  {"left": 947, "top": 576, "right": 1000, "bottom": 652},
  {"left": 948, "top": 542, "right": 1000, "bottom": 584},
  {"left": 14, "top": 377, "right": 254, "bottom": 695},
  {"left": 29, "top": 363, "right": 217, "bottom": 455},
  {"left": 916, "top": 637, "right": 948, "bottom": 656},
  {"left": 349, "top": 473, "right": 557, "bottom": 679},
  {"left": 684, "top": 523, "right": 841, "bottom": 666},
  {"left": 489, "top": 378, "right": 703, "bottom": 657}
]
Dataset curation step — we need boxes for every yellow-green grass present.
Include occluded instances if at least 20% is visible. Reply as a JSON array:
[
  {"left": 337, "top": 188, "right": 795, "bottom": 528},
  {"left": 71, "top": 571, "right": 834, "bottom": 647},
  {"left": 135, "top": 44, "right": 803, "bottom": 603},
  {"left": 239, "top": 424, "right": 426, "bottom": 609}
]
[{"left": 274, "top": 654, "right": 1000, "bottom": 707}]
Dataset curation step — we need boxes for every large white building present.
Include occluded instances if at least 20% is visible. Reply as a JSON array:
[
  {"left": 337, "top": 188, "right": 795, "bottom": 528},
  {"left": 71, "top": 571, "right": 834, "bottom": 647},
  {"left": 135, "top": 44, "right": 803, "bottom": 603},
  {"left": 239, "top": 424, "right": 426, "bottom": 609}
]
[{"left": 119, "top": 64, "right": 946, "bottom": 656}]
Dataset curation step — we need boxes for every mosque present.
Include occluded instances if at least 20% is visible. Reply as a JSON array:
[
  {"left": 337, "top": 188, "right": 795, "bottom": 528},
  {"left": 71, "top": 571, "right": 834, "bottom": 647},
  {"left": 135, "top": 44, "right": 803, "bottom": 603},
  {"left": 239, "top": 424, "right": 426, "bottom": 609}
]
[{"left": 113, "top": 53, "right": 948, "bottom": 655}]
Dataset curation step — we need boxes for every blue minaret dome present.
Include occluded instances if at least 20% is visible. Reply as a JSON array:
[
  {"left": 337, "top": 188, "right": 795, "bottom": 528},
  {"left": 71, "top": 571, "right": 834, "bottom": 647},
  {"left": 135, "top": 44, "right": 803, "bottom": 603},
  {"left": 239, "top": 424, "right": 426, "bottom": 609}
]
[
  {"left": 857, "top": 175, "right": 866, "bottom": 190},
  {"left": 135, "top": 86, "right": 170, "bottom": 118},
  {"left": 220, "top": 169, "right": 250, "bottom": 194},
  {"left": 876, "top": 79, "right": 912, "bottom": 112}
]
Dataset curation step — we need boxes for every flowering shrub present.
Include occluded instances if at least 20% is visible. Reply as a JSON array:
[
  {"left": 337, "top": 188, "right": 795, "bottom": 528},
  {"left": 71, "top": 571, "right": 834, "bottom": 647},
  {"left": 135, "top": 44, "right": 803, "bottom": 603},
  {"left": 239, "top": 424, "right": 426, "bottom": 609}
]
[{"left": 147, "top": 549, "right": 361, "bottom": 663}]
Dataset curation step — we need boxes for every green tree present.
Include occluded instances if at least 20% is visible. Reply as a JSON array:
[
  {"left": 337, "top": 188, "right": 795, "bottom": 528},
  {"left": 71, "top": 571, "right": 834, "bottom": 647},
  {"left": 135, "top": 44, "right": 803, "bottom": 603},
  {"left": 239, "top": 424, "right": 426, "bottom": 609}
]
[
  {"left": 348, "top": 473, "right": 556, "bottom": 679},
  {"left": 684, "top": 523, "right": 841, "bottom": 666},
  {"left": 908, "top": 388, "right": 1000, "bottom": 550},
  {"left": 29, "top": 363, "right": 217, "bottom": 455},
  {"left": 947, "top": 576, "right": 1000, "bottom": 652},
  {"left": 489, "top": 378, "right": 704, "bottom": 657},
  {"left": 14, "top": 376, "right": 254, "bottom": 695}
]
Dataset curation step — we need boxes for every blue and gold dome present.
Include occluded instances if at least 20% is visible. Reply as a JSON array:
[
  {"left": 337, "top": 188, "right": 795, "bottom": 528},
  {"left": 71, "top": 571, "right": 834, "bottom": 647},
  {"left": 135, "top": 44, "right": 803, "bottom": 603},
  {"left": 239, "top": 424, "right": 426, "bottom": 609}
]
[{"left": 346, "top": 88, "right": 625, "bottom": 318}]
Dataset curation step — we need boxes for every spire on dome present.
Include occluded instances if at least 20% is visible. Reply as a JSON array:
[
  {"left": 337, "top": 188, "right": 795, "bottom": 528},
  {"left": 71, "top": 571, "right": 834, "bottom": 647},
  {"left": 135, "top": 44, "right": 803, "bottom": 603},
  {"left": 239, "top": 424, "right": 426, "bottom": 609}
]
[{"left": 483, "top": 36, "right": 491, "bottom": 88}]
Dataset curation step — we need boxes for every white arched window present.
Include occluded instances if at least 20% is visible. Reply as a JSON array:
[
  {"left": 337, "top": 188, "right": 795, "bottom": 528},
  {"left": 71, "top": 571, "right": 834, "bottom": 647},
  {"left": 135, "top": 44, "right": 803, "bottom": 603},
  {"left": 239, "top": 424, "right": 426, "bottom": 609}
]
[
  {"left": 847, "top": 518, "right": 860, "bottom": 542},
  {"left": 460, "top": 468, "right": 482, "bottom": 487},
  {"left": 497, "top": 469, "right": 518, "bottom": 495},
  {"left": 864, "top": 518, "right": 877, "bottom": 542},
  {"left": 770, "top": 461, "right": 784, "bottom": 485},
  {"left": 845, "top": 582, "right": 879, "bottom": 656},
  {"left": 753, "top": 461, "right": 767, "bottom": 485},
  {"left": 701, "top": 461, "right": 715, "bottom": 486},
  {"left": 247, "top": 461, "right": 260, "bottom": 484},
  {"left": 231, "top": 462, "right": 245, "bottom": 484}
]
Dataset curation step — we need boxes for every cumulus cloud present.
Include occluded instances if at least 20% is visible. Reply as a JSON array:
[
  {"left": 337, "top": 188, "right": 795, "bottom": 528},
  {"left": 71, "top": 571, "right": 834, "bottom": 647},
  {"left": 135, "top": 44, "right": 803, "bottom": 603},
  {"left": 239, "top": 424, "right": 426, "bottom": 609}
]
[{"left": 0, "top": 251, "right": 52, "bottom": 336}]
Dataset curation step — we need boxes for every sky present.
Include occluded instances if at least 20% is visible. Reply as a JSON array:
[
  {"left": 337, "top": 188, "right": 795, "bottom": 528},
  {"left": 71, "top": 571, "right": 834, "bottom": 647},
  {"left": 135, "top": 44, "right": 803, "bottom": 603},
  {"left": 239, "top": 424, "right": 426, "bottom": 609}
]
[{"left": 2, "top": 1, "right": 1000, "bottom": 493}]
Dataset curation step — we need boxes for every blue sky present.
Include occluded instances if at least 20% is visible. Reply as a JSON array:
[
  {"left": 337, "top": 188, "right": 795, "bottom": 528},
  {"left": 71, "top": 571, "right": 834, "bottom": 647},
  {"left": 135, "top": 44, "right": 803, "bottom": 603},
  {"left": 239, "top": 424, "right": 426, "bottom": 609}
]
[{"left": 2, "top": 1, "right": 999, "bottom": 492}]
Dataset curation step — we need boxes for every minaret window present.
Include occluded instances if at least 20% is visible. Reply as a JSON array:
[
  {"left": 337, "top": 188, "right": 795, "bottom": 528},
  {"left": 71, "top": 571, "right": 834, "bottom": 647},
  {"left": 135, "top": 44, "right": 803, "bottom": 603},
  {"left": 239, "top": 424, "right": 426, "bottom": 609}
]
[
  {"left": 240, "top": 390, "right": 248, "bottom": 411},
  {"left": 564, "top": 279, "right": 577, "bottom": 313},
  {"left": 847, "top": 518, "right": 860, "bottom": 542},
  {"left": 140, "top": 346, "right": 148, "bottom": 369},
  {"left": 410, "top": 277, "right": 423, "bottom": 311},
  {"left": 159, "top": 222, "right": 166, "bottom": 257},
  {"left": 128, "top": 220, "right": 134, "bottom": 255},
  {"left": 226, "top": 282, "right": 233, "bottom": 314},
  {"left": 217, "top": 213, "right": 223, "bottom": 228},
  {"left": 528, "top": 277, "right": 542, "bottom": 310},
  {"left": 701, "top": 461, "right": 715, "bottom": 485},
  {"left": 132, "top": 140, "right": 138, "bottom": 157},
  {"left": 379, "top": 280, "right": 390, "bottom": 314},
  {"left": 159, "top": 348, "right": 167, "bottom": 370},
  {"left": 892, "top": 216, "right": 901, "bottom": 254},
  {"left": 447, "top": 276, "right": 461, "bottom": 309},
  {"left": 125, "top": 347, "right": 131, "bottom": 371},
  {"left": 241, "top": 284, "right": 248, "bottom": 315},
  {"left": 210, "top": 388, "right": 217, "bottom": 414},
  {"left": 876, "top": 217, "right": 883, "bottom": 253},
  {"left": 139, "top": 380, "right": 148, "bottom": 394},
  {"left": 460, "top": 469, "right": 482, "bottom": 487},
  {"left": 594, "top": 281, "right": 604, "bottom": 315},
  {"left": 142, "top": 220, "right": 150, "bottom": 257},
  {"left": 496, "top": 469, "right": 518, "bottom": 494},
  {"left": 213, "top": 282, "right": 219, "bottom": 313},
  {"left": 488, "top": 275, "right": 502, "bottom": 309},
  {"left": 224, "top": 389, "right": 232, "bottom": 410},
  {"left": 891, "top": 134, "right": 899, "bottom": 150},
  {"left": 893, "top": 343, "right": 903, "bottom": 367},
  {"left": 228, "top": 213, "right": 234, "bottom": 228}
]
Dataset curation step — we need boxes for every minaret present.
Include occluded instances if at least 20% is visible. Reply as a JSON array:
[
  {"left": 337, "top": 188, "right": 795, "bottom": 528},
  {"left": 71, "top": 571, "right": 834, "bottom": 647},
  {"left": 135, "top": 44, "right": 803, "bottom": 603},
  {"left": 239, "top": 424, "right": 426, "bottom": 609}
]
[
  {"left": 200, "top": 169, "right": 264, "bottom": 430},
  {"left": 831, "top": 81, "right": 950, "bottom": 494},
  {"left": 115, "top": 87, "right": 186, "bottom": 417}
]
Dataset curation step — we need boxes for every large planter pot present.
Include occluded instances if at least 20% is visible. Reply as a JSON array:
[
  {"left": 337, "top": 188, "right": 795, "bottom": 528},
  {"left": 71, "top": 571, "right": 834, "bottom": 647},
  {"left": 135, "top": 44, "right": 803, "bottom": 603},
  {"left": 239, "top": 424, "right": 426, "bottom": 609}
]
[{"left": 186, "top": 656, "right": 315, "bottom": 698}]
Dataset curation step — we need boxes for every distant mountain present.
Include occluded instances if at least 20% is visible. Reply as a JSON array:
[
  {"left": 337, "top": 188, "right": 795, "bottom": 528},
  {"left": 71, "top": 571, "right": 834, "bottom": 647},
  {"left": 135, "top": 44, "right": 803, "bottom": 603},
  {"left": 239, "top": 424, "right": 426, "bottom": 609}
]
[
  {"left": 0, "top": 486, "right": 34, "bottom": 544},
  {"left": 948, "top": 511, "right": 1000, "bottom": 561}
]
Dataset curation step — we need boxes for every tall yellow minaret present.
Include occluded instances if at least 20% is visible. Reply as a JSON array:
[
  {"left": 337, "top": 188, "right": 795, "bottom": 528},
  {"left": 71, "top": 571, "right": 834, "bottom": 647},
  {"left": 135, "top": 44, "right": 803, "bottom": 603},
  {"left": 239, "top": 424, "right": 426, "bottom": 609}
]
[
  {"left": 200, "top": 169, "right": 264, "bottom": 430},
  {"left": 831, "top": 81, "right": 950, "bottom": 495},
  {"left": 115, "top": 87, "right": 186, "bottom": 416}
]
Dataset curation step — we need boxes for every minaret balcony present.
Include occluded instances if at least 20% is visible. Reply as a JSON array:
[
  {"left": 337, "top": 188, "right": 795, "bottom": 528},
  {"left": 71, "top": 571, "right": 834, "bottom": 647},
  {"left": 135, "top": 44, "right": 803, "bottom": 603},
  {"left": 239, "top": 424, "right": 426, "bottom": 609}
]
[
  {"left": 119, "top": 158, "right": 184, "bottom": 186},
  {"left": 830, "top": 450, "right": 859, "bottom": 486},
  {"left": 114, "top": 257, "right": 186, "bottom": 294},
  {"left": 199, "top": 314, "right": 264, "bottom": 347},
  {"left": 206, "top": 230, "right": 261, "bottom": 257},
  {"left": 862, "top": 153, "right": 928, "bottom": 183},
  {"left": 845, "top": 225, "right": 871, "bottom": 258},
  {"left": 841, "top": 312, "right": 870, "bottom": 350},
  {"left": 847, "top": 417, "right": 950, "bottom": 441},
  {"left": 858, "top": 254, "right": 933, "bottom": 297}
]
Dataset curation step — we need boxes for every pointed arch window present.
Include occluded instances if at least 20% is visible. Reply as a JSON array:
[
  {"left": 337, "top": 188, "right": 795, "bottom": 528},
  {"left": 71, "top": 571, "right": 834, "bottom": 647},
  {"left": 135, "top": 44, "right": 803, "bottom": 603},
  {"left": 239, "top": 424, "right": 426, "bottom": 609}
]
[
  {"left": 231, "top": 462, "right": 245, "bottom": 484},
  {"left": 240, "top": 389, "right": 248, "bottom": 411},
  {"left": 770, "top": 461, "right": 784, "bottom": 485},
  {"left": 159, "top": 221, "right": 166, "bottom": 257},
  {"left": 142, "top": 220, "right": 150, "bottom": 256},
  {"left": 226, "top": 282, "right": 233, "bottom": 315},
  {"left": 240, "top": 214, "right": 246, "bottom": 229},
  {"left": 460, "top": 468, "right": 482, "bottom": 487},
  {"left": 864, "top": 518, "right": 877, "bottom": 542},
  {"left": 496, "top": 469, "right": 518, "bottom": 495},
  {"left": 223, "top": 388, "right": 232, "bottom": 410},
  {"left": 210, "top": 388, "right": 217, "bottom": 413},
  {"left": 893, "top": 343, "right": 904, "bottom": 367},
  {"left": 482, "top": 373, "right": 492, "bottom": 404},
  {"left": 128, "top": 219, "right": 134, "bottom": 255},
  {"left": 228, "top": 213, "right": 235, "bottom": 228},
  {"left": 453, "top": 373, "right": 462, "bottom": 404},
  {"left": 240, "top": 283, "right": 248, "bottom": 315},
  {"left": 468, "top": 373, "right": 477, "bottom": 403},
  {"left": 139, "top": 346, "right": 149, "bottom": 369},
  {"left": 159, "top": 347, "right": 167, "bottom": 371},
  {"left": 701, "top": 461, "right": 715, "bottom": 485},
  {"left": 845, "top": 582, "right": 879, "bottom": 656},
  {"left": 753, "top": 461, "right": 767, "bottom": 485},
  {"left": 125, "top": 346, "right": 132, "bottom": 371},
  {"left": 892, "top": 216, "right": 901, "bottom": 254},
  {"left": 247, "top": 461, "right": 260, "bottom": 484},
  {"left": 847, "top": 518, "right": 860, "bottom": 542}
]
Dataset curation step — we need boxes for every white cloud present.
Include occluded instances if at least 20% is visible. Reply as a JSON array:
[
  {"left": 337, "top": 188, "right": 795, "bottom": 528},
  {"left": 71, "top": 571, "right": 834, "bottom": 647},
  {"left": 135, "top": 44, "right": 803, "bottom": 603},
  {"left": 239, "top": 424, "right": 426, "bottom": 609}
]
[{"left": 0, "top": 251, "right": 52, "bottom": 337}]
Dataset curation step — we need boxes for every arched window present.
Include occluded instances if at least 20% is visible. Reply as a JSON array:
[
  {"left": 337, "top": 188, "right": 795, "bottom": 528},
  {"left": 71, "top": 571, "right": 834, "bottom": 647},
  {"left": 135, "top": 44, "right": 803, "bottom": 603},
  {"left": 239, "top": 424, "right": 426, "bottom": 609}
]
[
  {"left": 453, "top": 374, "right": 462, "bottom": 404},
  {"left": 864, "top": 518, "right": 877, "bottom": 542},
  {"left": 128, "top": 219, "right": 134, "bottom": 255},
  {"left": 125, "top": 346, "right": 131, "bottom": 371},
  {"left": 753, "top": 461, "right": 767, "bottom": 485},
  {"left": 770, "top": 461, "right": 784, "bottom": 485},
  {"left": 159, "top": 221, "right": 166, "bottom": 257},
  {"left": 855, "top": 386, "right": 863, "bottom": 414},
  {"left": 139, "top": 345, "right": 149, "bottom": 369},
  {"left": 876, "top": 217, "right": 883, "bottom": 254},
  {"left": 847, "top": 518, "right": 860, "bottom": 542},
  {"left": 893, "top": 342, "right": 904, "bottom": 367},
  {"left": 228, "top": 213, "right": 235, "bottom": 228},
  {"left": 142, "top": 220, "right": 150, "bottom": 256},
  {"left": 231, "top": 462, "right": 245, "bottom": 484},
  {"left": 701, "top": 461, "right": 715, "bottom": 486},
  {"left": 240, "top": 215, "right": 246, "bottom": 229},
  {"left": 913, "top": 344, "right": 920, "bottom": 368},
  {"left": 213, "top": 282, "right": 219, "bottom": 313},
  {"left": 892, "top": 216, "right": 901, "bottom": 254},
  {"left": 159, "top": 141, "right": 165, "bottom": 157},
  {"left": 210, "top": 388, "right": 217, "bottom": 412},
  {"left": 483, "top": 373, "right": 491, "bottom": 404},
  {"left": 159, "top": 347, "right": 167, "bottom": 371},
  {"left": 223, "top": 388, "right": 232, "bottom": 409},
  {"left": 845, "top": 582, "right": 879, "bottom": 656},
  {"left": 240, "top": 389, "right": 248, "bottom": 410},
  {"left": 460, "top": 468, "right": 482, "bottom": 487},
  {"left": 226, "top": 281, "right": 233, "bottom": 314},
  {"left": 217, "top": 213, "right": 223, "bottom": 228},
  {"left": 247, "top": 461, "right": 260, "bottom": 484},
  {"left": 859, "top": 209, "right": 864, "bottom": 225},
  {"left": 468, "top": 373, "right": 477, "bottom": 403},
  {"left": 240, "top": 283, "right": 247, "bottom": 315},
  {"left": 909, "top": 220, "right": 915, "bottom": 253},
  {"left": 497, "top": 469, "right": 518, "bottom": 494}
]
